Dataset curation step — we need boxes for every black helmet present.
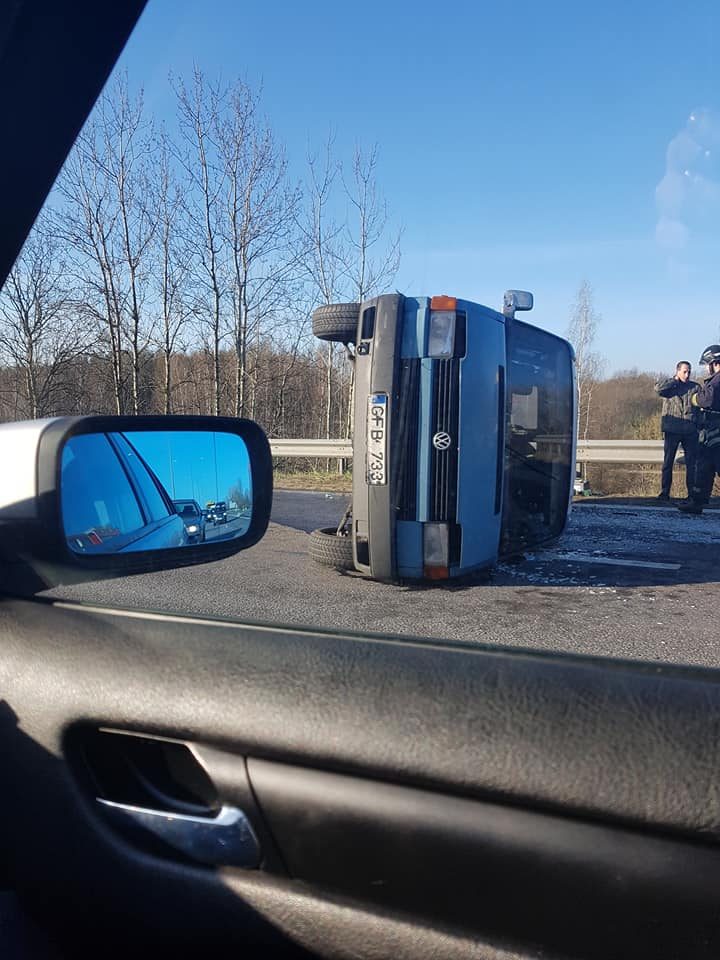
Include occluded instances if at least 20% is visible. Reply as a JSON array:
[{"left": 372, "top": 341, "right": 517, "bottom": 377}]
[{"left": 699, "top": 344, "right": 720, "bottom": 365}]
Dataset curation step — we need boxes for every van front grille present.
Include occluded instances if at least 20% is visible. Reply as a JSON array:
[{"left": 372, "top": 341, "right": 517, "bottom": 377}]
[
  {"left": 391, "top": 359, "right": 421, "bottom": 521},
  {"left": 429, "top": 359, "right": 460, "bottom": 522}
]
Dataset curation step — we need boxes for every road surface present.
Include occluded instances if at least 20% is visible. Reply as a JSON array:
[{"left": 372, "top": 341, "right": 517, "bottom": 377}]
[{"left": 47, "top": 492, "right": 720, "bottom": 668}]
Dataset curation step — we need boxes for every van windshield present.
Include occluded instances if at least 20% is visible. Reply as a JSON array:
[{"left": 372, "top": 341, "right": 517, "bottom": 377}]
[{"left": 501, "top": 321, "right": 574, "bottom": 554}]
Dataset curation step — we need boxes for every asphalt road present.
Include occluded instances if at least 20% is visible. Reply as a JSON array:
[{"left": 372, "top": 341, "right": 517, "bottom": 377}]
[
  {"left": 204, "top": 513, "right": 251, "bottom": 542},
  {"left": 47, "top": 491, "right": 720, "bottom": 669}
]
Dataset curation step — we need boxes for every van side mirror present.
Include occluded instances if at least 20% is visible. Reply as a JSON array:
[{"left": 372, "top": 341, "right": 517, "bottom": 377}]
[{"left": 503, "top": 290, "right": 534, "bottom": 319}]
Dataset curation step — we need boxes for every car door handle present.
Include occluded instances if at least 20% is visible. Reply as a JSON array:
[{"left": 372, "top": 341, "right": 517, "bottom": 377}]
[{"left": 97, "top": 798, "right": 262, "bottom": 868}]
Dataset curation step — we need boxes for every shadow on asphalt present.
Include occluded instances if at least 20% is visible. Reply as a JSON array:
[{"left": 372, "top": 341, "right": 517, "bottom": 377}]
[{"left": 286, "top": 491, "right": 720, "bottom": 592}]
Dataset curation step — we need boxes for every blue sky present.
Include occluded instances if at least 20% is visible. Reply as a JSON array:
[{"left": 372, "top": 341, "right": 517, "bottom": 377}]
[
  {"left": 111, "top": 0, "right": 719, "bottom": 376},
  {"left": 125, "top": 431, "right": 251, "bottom": 507}
]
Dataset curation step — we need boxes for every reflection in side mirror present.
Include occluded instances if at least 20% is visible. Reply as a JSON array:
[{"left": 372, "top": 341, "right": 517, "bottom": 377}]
[{"left": 62, "top": 430, "right": 253, "bottom": 555}]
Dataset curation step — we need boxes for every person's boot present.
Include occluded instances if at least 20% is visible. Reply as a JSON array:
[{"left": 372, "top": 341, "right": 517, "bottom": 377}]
[
  {"left": 678, "top": 501, "right": 703, "bottom": 514},
  {"left": 656, "top": 491, "right": 670, "bottom": 501}
]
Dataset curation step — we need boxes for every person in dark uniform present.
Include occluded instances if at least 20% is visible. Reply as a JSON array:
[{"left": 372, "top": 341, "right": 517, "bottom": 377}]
[{"left": 678, "top": 344, "right": 720, "bottom": 515}]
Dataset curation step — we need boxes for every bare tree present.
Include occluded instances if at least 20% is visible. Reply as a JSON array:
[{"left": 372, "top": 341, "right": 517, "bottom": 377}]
[
  {"left": 174, "top": 68, "right": 227, "bottom": 416},
  {"left": 218, "top": 80, "right": 300, "bottom": 418},
  {"left": 58, "top": 117, "right": 127, "bottom": 413},
  {"left": 339, "top": 144, "right": 401, "bottom": 440},
  {"left": 296, "top": 136, "right": 348, "bottom": 458},
  {"left": 103, "top": 76, "right": 158, "bottom": 414},
  {"left": 567, "top": 280, "right": 605, "bottom": 442},
  {"left": 296, "top": 139, "right": 401, "bottom": 459},
  {"left": 155, "top": 133, "right": 192, "bottom": 413},
  {"left": 0, "top": 218, "right": 91, "bottom": 417},
  {"left": 341, "top": 144, "right": 401, "bottom": 303},
  {"left": 57, "top": 74, "right": 157, "bottom": 414},
  {"left": 297, "top": 135, "right": 347, "bottom": 305}
]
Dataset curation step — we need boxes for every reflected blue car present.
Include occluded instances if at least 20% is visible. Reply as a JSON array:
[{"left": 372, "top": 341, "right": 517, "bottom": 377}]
[{"left": 62, "top": 432, "right": 189, "bottom": 554}]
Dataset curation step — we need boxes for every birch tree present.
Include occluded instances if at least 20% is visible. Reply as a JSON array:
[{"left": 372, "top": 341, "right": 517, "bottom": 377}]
[
  {"left": 103, "top": 76, "right": 157, "bottom": 414},
  {"left": 58, "top": 119, "right": 127, "bottom": 413},
  {"left": 567, "top": 280, "right": 605, "bottom": 442},
  {"left": 58, "top": 75, "right": 156, "bottom": 414},
  {"left": 155, "top": 133, "right": 192, "bottom": 413},
  {"left": 174, "top": 69, "right": 227, "bottom": 416},
  {"left": 339, "top": 144, "right": 401, "bottom": 438},
  {"left": 218, "top": 80, "right": 300, "bottom": 418},
  {"left": 298, "top": 139, "right": 401, "bottom": 452},
  {"left": 341, "top": 144, "right": 401, "bottom": 303},
  {"left": 296, "top": 136, "right": 347, "bottom": 445}
]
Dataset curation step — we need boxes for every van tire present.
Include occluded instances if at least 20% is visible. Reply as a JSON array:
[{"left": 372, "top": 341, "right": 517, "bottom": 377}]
[
  {"left": 312, "top": 303, "right": 360, "bottom": 343},
  {"left": 309, "top": 527, "right": 355, "bottom": 570}
]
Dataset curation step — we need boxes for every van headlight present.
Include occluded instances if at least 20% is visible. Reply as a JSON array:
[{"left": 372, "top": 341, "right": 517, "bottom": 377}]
[
  {"left": 428, "top": 310, "right": 456, "bottom": 357},
  {"left": 187, "top": 524, "right": 199, "bottom": 534},
  {"left": 423, "top": 522, "right": 449, "bottom": 579}
]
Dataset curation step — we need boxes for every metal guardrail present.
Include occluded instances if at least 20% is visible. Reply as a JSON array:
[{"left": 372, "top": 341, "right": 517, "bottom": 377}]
[
  {"left": 271, "top": 438, "right": 665, "bottom": 464},
  {"left": 270, "top": 438, "right": 354, "bottom": 459},
  {"left": 575, "top": 440, "right": 664, "bottom": 463}
]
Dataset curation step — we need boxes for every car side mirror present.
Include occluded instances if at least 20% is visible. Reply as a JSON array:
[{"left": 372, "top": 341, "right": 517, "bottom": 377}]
[{"left": 0, "top": 415, "right": 272, "bottom": 590}]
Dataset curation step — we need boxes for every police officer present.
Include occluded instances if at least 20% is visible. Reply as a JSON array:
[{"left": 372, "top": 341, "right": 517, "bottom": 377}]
[{"left": 678, "top": 344, "right": 720, "bottom": 514}]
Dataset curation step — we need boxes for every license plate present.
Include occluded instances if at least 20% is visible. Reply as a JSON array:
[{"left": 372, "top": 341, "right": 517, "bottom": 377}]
[{"left": 367, "top": 393, "right": 388, "bottom": 485}]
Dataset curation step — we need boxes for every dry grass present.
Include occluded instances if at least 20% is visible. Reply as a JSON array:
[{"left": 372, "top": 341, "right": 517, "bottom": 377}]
[
  {"left": 273, "top": 467, "right": 352, "bottom": 493},
  {"left": 584, "top": 464, "right": 718, "bottom": 498},
  {"left": 273, "top": 463, "right": 717, "bottom": 499}
]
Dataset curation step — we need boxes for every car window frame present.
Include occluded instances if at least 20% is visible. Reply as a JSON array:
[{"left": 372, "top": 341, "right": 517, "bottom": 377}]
[
  {"left": 109, "top": 432, "right": 174, "bottom": 523},
  {"left": 61, "top": 432, "right": 148, "bottom": 541}
]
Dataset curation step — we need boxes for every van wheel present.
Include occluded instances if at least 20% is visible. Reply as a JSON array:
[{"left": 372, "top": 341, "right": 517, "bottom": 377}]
[
  {"left": 309, "top": 527, "right": 354, "bottom": 570},
  {"left": 312, "top": 303, "right": 360, "bottom": 343}
]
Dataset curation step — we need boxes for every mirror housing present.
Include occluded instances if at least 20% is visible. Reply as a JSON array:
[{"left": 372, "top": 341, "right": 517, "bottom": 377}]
[
  {"left": 502, "top": 290, "right": 534, "bottom": 320},
  {"left": 0, "top": 415, "right": 272, "bottom": 590}
]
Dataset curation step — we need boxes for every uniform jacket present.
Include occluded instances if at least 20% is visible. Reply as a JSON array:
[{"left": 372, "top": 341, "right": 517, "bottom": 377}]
[
  {"left": 692, "top": 371, "right": 720, "bottom": 412},
  {"left": 690, "top": 371, "right": 720, "bottom": 448},
  {"left": 655, "top": 376, "right": 699, "bottom": 435}
]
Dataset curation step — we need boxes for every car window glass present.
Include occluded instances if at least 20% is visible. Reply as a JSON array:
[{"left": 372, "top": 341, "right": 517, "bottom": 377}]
[
  {"left": 62, "top": 434, "right": 145, "bottom": 541},
  {"left": 1, "top": 1, "right": 719, "bottom": 668}
]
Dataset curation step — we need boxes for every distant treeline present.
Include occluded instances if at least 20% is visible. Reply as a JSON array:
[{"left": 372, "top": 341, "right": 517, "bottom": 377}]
[
  {"left": 0, "top": 344, "right": 352, "bottom": 439},
  {"left": 588, "top": 370, "right": 663, "bottom": 440}
]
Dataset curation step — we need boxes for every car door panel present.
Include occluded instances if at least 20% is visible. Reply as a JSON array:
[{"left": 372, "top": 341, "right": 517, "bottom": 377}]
[
  {"left": 3, "top": 596, "right": 720, "bottom": 958},
  {"left": 4, "top": 597, "right": 720, "bottom": 841}
]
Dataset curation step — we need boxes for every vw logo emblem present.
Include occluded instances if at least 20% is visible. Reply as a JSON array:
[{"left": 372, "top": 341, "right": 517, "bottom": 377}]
[{"left": 432, "top": 431, "right": 452, "bottom": 451}]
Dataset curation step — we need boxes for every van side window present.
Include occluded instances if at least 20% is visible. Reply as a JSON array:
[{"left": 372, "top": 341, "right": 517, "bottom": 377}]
[{"left": 502, "top": 322, "right": 574, "bottom": 551}]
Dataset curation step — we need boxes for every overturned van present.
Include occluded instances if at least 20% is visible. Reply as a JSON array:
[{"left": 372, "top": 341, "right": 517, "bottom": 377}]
[{"left": 309, "top": 292, "right": 576, "bottom": 582}]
